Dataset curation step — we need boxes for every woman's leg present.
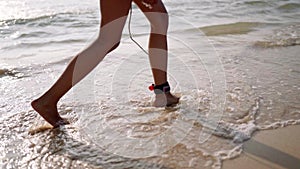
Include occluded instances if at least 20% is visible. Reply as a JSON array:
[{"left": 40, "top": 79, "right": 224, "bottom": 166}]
[
  {"left": 133, "top": 0, "right": 168, "bottom": 85},
  {"left": 133, "top": 0, "right": 179, "bottom": 107},
  {"left": 31, "top": 0, "right": 132, "bottom": 127}
]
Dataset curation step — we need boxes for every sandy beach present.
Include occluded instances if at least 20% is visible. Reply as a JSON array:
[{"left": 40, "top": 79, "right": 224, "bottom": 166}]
[
  {"left": 223, "top": 125, "right": 300, "bottom": 169},
  {"left": 1, "top": 0, "right": 300, "bottom": 168}
]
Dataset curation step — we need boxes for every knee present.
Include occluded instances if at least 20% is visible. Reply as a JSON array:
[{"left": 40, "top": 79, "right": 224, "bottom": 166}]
[
  {"left": 94, "top": 35, "right": 121, "bottom": 54},
  {"left": 149, "top": 12, "right": 169, "bottom": 35},
  {"left": 107, "top": 41, "right": 120, "bottom": 54}
]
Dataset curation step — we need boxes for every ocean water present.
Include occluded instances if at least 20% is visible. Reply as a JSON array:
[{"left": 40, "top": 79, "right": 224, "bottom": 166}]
[{"left": 1, "top": 0, "right": 300, "bottom": 168}]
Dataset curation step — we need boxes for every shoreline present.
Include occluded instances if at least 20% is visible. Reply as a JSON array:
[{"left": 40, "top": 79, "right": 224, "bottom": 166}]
[{"left": 223, "top": 125, "right": 300, "bottom": 169}]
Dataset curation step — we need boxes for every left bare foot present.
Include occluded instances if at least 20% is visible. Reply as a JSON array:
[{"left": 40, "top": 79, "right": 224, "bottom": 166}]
[{"left": 31, "top": 98, "right": 69, "bottom": 128}]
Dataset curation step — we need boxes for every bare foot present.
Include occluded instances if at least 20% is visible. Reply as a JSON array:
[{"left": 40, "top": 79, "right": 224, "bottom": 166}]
[
  {"left": 31, "top": 98, "right": 69, "bottom": 128},
  {"left": 153, "top": 92, "right": 180, "bottom": 107}
]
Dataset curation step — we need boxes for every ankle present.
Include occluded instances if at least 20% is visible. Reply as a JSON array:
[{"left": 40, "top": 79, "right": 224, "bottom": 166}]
[
  {"left": 149, "top": 81, "right": 170, "bottom": 94},
  {"left": 35, "top": 95, "right": 58, "bottom": 106}
]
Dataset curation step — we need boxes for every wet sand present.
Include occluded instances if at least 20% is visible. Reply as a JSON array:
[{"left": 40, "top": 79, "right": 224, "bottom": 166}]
[{"left": 223, "top": 125, "right": 300, "bottom": 169}]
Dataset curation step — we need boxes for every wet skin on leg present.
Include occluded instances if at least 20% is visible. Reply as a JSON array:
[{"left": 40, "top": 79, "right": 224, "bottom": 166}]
[
  {"left": 32, "top": 0, "right": 132, "bottom": 127},
  {"left": 133, "top": 0, "right": 179, "bottom": 106}
]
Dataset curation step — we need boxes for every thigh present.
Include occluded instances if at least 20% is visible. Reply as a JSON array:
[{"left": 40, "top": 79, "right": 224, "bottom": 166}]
[
  {"left": 133, "top": 0, "right": 168, "bottom": 34},
  {"left": 133, "top": 0, "right": 167, "bottom": 13},
  {"left": 100, "top": 0, "right": 133, "bottom": 27}
]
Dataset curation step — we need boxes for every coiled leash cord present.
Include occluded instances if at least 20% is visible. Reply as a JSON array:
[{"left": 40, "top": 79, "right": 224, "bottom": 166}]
[{"left": 128, "top": 5, "right": 149, "bottom": 55}]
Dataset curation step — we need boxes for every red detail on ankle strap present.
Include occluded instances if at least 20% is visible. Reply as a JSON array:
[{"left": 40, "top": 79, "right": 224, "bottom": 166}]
[{"left": 149, "top": 85, "right": 154, "bottom": 91}]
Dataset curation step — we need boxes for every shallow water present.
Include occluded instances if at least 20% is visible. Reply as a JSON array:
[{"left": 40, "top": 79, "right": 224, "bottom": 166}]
[{"left": 1, "top": 0, "right": 300, "bottom": 168}]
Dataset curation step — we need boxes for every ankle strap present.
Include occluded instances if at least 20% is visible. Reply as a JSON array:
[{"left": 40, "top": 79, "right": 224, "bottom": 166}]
[{"left": 149, "top": 81, "right": 170, "bottom": 94}]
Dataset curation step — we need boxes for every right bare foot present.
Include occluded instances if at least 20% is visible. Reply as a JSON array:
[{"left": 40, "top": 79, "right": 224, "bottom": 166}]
[
  {"left": 153, "top": 92, "right": 180, "bottom": 107},
  {"left": 31, "top": 98, "right": 69, "bottom": 128}
]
